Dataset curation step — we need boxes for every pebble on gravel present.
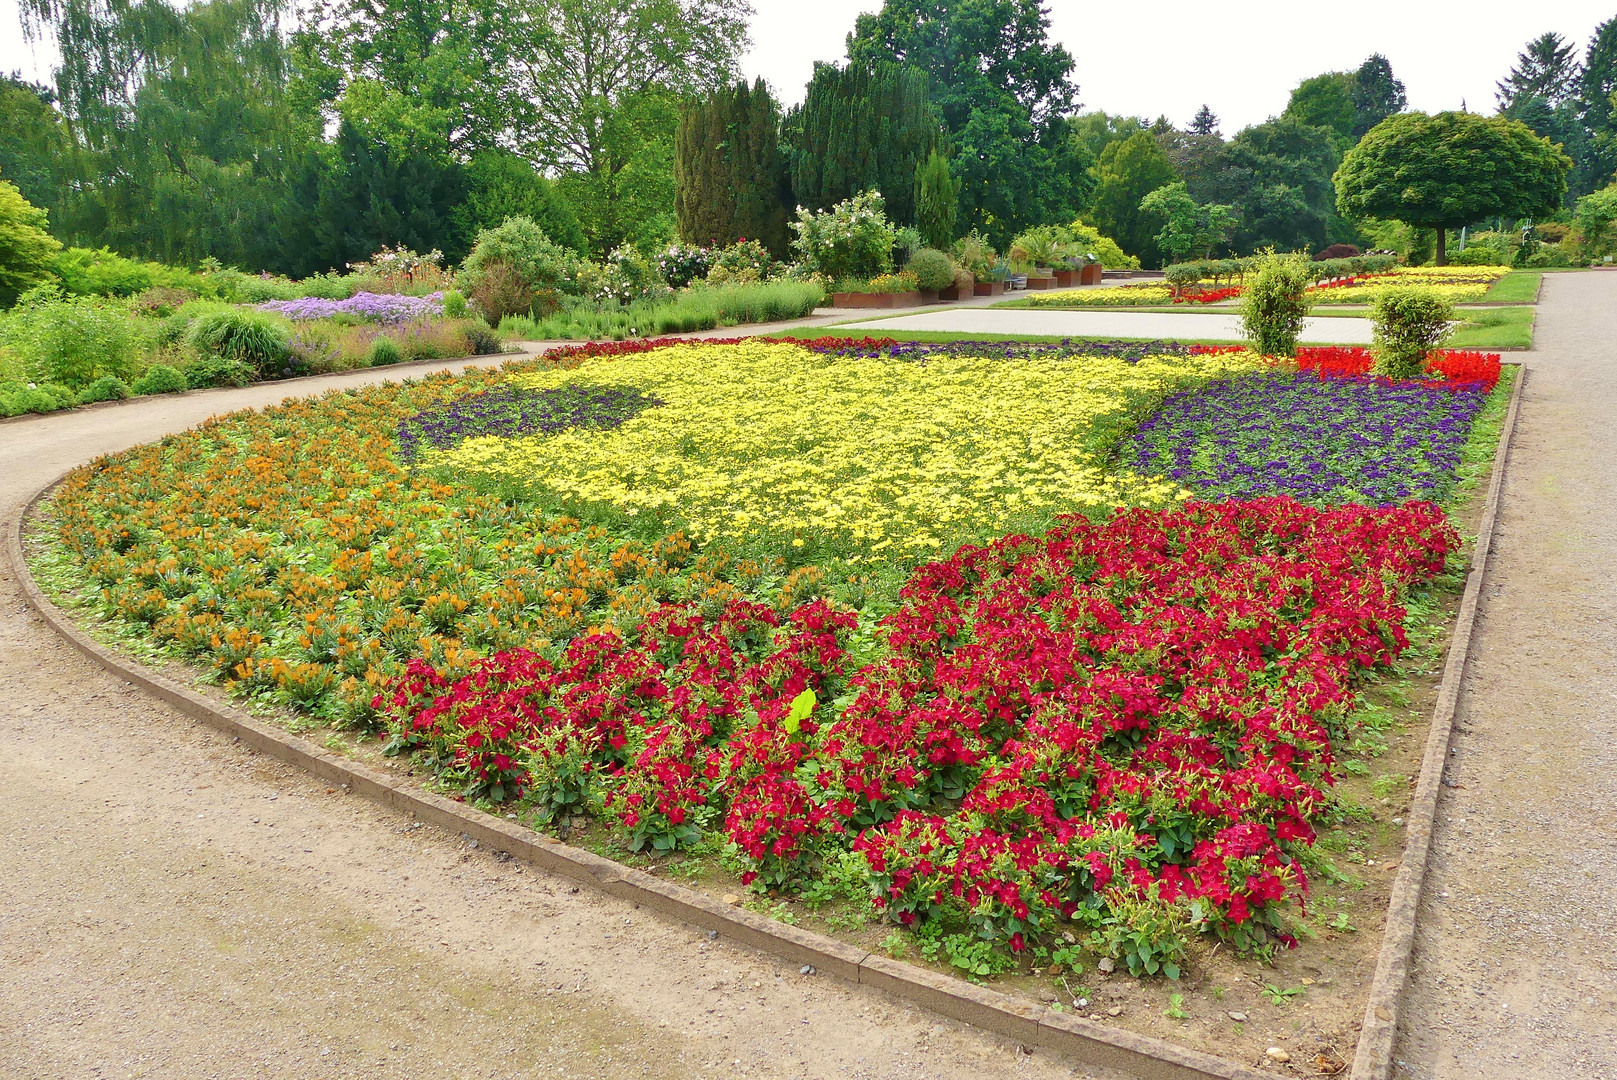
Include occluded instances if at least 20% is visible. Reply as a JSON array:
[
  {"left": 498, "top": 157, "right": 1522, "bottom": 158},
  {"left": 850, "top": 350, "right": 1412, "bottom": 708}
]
[
  {"left": 1228, "top": 1011, "right": 1248, "bottom": 1022},
  {"left": 1265, "top": 1047, "right": 1290, "bottom": 1062},
  {"left": 1096, "top": 957, "right": 1115, "bottom": 973},
  {"left": 800, "top": 965, "right": 815, "bottom": 976}
]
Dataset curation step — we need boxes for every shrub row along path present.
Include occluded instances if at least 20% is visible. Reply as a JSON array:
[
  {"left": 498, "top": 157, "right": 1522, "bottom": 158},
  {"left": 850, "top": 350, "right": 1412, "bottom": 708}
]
[
  {"left": 0, "top": 351, "right": 1094, "bottom": 1080},
  {"left": 835, "top": 308, "right": 1378, "bottom": 343},
  {"left": 1391, "top": 270, "right": 1617, "bottom": 1079}
]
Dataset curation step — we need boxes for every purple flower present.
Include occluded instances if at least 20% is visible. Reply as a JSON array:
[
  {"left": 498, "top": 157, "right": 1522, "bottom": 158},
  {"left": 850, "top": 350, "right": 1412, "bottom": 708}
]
[
  {"left": 398, "top": 384, "right": 663, "bottom": 462},
  {"left": 260, "top": 291, "right": 446, "bottom": 324}
]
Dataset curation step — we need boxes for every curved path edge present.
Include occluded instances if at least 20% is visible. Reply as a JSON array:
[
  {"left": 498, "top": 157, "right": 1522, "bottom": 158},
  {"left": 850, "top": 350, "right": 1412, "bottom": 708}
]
[
  {"left": 6, "top": 476, "right": 1267, "bottom": 1080},
  {"left": 4, "top": 367, "right": 1525, "bottom": 1080},
  {"left": 1349, "top": 365, "right": 1527, "bottom": 1080}
]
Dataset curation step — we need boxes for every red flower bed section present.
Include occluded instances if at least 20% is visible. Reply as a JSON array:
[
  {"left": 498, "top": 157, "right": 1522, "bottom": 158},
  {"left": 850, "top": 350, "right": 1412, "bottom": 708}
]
[
  {"left": 1191, "top": 345, "right": 1502, "bottom": 392},
  {"left": 383, "top": 499, "right": 1457, "bottom": 960}
]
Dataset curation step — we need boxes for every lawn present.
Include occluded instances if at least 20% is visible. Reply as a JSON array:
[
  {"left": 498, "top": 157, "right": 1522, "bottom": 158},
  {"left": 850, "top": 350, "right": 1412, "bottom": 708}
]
[
  {"left": 1476, "top": 270, "right": 1542, "bottom": 304},
  {"left": 1448, "top": 305, "right": 1536, "bottom": 350},
  {"left": 31, "top": 335, "right": 1515, "bottom": 1061}
]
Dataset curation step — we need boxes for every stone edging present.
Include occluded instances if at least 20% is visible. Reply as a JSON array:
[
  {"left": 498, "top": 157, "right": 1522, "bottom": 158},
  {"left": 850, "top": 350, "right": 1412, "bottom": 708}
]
[
  {"left": 4, "top": 366, "right": 1526, "bottom": 1080},
  {"left": 1348, "top": 363, "right": 1527, "bottom": 1080}
]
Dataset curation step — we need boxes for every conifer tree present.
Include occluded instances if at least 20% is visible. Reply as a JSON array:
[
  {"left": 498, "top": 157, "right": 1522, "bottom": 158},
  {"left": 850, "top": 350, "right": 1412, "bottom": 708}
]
[{"left": 674, "top": 78, "right": 790, "bottom": 254}]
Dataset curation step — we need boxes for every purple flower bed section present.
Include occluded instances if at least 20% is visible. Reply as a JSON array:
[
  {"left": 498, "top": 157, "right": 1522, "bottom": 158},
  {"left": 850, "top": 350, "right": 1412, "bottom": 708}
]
[
  {"left": 805, "top": 338, "right": 1196, "bottom": 362},
  {"left": 399, "top": 384, "right": 663, "bottom": 462},
  {"left": 260, "top": 291, "right": 445, "bottom": 324},
  {"left": 1126, "top": 373, "right": 1489, "bottom": 505}
]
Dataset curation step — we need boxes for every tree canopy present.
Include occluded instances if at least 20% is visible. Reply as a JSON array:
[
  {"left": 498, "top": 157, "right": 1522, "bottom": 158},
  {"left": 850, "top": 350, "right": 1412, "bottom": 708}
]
[
  {"left": 1089, "top": 132, "right": 1175, "bottom": 266},
  {"left": 676, "top": 79, "right": 790, "bottom": 254},
  {"left": 1335, "top": 111, "right": 1572, "bottom": 263}
]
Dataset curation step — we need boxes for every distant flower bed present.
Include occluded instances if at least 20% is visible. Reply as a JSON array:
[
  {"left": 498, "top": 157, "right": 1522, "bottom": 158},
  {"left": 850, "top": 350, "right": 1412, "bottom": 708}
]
[{"left": 259, "top": 291, "right": 446, "bottom": 323}]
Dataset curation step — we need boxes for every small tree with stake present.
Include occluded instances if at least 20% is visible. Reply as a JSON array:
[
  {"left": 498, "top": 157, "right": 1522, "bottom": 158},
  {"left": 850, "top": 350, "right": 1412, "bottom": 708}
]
[{"left": 1334, "top": 111, "right": 1570, "bottom": 265}]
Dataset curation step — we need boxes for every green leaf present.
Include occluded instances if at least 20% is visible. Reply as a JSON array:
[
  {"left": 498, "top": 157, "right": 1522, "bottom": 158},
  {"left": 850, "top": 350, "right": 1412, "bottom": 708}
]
[{"left": 783, "top": 687, "right": 817, "bottom": 735}]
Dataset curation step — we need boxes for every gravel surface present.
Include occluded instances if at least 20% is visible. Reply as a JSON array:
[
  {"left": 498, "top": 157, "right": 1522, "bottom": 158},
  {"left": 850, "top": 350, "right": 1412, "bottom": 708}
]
[
  {"left": 1392, "top": 271, "right": 1617, "bottom": 1078},
  {"left": 0, "top": 356, "right": 1101, "bottom": 1080}
]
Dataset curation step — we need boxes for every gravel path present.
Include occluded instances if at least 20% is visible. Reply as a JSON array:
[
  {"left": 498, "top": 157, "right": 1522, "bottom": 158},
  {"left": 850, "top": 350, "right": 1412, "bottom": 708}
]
[
  {"left": 0, "top": 358, "right": 1096, "bottom": 1080},
  {"left": 832, "top": 308, "right": 1377, "bottom": 343},
  {"left": 1392, "top": 271, "right": 1617, "bottom": 1077}
]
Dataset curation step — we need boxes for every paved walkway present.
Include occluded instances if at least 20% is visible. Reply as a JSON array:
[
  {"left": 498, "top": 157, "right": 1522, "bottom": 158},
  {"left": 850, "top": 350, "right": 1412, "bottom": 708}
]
[
  {"left": 0, "top": 357, "right": 1087, "bottom": 1080},
  {"left": 834, "top": 307, "right": 1376, "bottom": 343},
  {"left": 1391, "top": 271, "right": 1617, "bottom": 1078}
]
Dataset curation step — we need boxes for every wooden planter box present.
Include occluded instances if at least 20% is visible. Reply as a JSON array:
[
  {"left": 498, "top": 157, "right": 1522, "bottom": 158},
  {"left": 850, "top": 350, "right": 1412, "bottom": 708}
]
[
  {"left": 1024, "top": 276, "right": 1058, "bottom": 290},
  {"left": 938, "top": 285, "right": 964, "bottom": 301},
  {"left": 1052, "top": 269, "right": 1078, "bottom": 287},
  {"left": 973, "top": 281, "right": 1007, "bottom": 296},
  {"left": 1080, "top": 262, "right": 1104, "bottom": 285},
  {"left": 832, "top": 291, "right": 924, "bottom": 308},
  {"left": 917, "top": 289, "right": 940, "bottom": 305}
]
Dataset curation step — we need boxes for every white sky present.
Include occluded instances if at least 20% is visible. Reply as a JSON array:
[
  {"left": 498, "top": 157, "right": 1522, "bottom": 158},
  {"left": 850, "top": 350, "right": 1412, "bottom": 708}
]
[{"left": 4, "top": 0, "right": 1615, "bottom": 133}]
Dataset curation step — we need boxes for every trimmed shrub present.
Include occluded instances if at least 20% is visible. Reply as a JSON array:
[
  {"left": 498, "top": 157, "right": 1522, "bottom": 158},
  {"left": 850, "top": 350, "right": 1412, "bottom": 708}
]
[
  {"left": 905, "top": 248, "right": 956, "bottom": 291},
  {"left": 78, "top": 375, "right": 131, "bottom": 403},
  {"left": 186, "top": 310, "right": 292, "bottom": 377},
  {"left": 0, "top": 382, "right": 70, "bottom": 416},
  {"left": 368, "top": 337, "right": 403, "bottom": 367},
  {"left": 1370, "top": 287, "right": 1454, "bottom": 379},
  {"left": 1239, "top": 253, "right": 1313, "bottom": 357},
  {"left": 182, "top": 354, "right": 255, "bottom": 388},
  {"left": 459, "top": 217, "right": 579, "bottom": 303},
  {"left": 132, "top": 364, "right": 189, "bottom": 396},
  {"left": 1314, "top": 243, "right": 1362, "bottom": 260}
]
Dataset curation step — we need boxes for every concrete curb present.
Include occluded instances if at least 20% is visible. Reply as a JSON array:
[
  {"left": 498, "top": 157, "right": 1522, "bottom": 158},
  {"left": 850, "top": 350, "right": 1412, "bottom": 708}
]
[
  {"left": 4, "top": 366, "right": 1525, "bottom": 1080},
  {"left": 1348, "top": 364, "right": 1527, "bottom": 1080}
]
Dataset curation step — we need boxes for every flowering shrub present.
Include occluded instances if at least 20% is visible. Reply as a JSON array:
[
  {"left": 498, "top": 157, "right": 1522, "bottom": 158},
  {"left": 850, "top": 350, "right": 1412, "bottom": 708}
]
[
  {"left": 657, "top": 243, "right": 711, "bottom": 289},
  {"left": 258, "top": 291, "right": 446, "bottom": 324},
  {"left": 790, "top": 190, "right": 896, "bottom": 280}
]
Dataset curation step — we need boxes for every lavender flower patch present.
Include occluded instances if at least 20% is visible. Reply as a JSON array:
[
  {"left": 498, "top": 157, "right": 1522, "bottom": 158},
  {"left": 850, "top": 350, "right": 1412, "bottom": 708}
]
[
  {"left": 803, "top": 338, "right": 1196, "bottom": 363},
  {"left": 260, "top": 291, "right": 445, "bottom": 324},
  {"left": 1125, "top": 373, "right": 1488, "bottom": 505},
  {"left": 399, "top": 384, "right": 663, "bottom": 462}
]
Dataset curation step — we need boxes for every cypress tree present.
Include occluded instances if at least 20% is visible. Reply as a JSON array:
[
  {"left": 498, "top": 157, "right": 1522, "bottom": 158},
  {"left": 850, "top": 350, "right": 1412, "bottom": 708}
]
[
  {"left": 675, "top": 79, "right": 790, "bottom": 255},
  {"left": 786, "top": 62, "right": 941, "bottom": 227}
]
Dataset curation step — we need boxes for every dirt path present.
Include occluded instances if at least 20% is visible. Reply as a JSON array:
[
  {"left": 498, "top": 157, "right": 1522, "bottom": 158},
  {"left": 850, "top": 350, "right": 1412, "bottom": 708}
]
[
  {"left": 0, "top": 361, "right": 1097, "bottom": 1080},
  {"left": 1392, "top": 271, "right": 1617, "bottom": 1077}
]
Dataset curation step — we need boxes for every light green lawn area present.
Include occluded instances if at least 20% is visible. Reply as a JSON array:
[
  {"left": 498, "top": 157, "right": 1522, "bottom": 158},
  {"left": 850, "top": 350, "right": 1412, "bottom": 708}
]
[
  {"left": 1446, "top": 305, "right": 1536, "bottom": 350},
  {"left": 1478, "top": 271, "right": 1542, "bottom": 304}
]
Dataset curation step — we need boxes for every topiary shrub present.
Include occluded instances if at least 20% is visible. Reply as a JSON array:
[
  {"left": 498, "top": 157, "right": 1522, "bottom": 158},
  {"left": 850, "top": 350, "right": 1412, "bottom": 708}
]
[
  {"left": 182, "top": 354, "right": 255, "bottom": 388},
  {"left": 368, "top": 337, "right": 403, "bottom": 366},
  {"left": 78, "top": 375, "right": 131, "bottom": 403},
  {"left": 905, "top": 248, "right": 956, "bottom": 291},
  {"left": 186, "top": 309, "right": 292, "bottom": 377},
  {"left": 1238, "top": 253, "right": 1313, "bottom": 357},
  {"left": 131, "top": 364, "right": 190, "bottom": 396},
  {"left": 1370, "top": 287, "right": 1454, "bottom": 380},
  {"left": 1314, "top": 243, "right": 1362, "bottom": 260}
]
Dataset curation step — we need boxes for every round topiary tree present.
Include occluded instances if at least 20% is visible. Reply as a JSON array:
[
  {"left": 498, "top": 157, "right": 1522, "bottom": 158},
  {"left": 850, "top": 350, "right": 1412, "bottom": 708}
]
[{"left": 1335, "top": 111, "right": 1571, "bottom": 265}]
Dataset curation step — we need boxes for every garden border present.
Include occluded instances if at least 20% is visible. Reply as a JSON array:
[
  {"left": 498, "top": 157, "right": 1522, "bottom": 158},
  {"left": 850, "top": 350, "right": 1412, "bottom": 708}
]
[
  {"left": 1348, "top": 362, "right": 1525, "bottom": 1080},
  {"left": 4, "top": 364, "right": 1526, "bottom": 1080}
]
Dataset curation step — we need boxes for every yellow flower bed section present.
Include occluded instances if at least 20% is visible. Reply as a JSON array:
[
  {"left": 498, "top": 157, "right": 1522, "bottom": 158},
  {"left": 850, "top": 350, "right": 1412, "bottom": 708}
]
[
  {"left": 426, "top": 340, "right": 1261, "bottom": 557},
  {"left": 1309, "top": 265, "right": 1511, "bottom": 304},
  {"left": 1020, "top": 283, "right": 1174, "bottom": 307}
]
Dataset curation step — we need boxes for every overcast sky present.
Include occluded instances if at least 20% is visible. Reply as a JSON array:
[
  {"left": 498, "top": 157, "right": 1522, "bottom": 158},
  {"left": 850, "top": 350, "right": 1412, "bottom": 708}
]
[{"left": 4, "top": 0, "right": 1615, "bottom": 133}]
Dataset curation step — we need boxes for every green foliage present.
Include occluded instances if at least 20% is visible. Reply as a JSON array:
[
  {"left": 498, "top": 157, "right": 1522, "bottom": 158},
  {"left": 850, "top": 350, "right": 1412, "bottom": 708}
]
[
  {"left": 1062, "top": 218, "right": 1139, "bottom": 270},
  {"left": 460, "top": 217, "right": 580, "bottom": 298},
  {"left": 441, "top": 290, "right": 467, "bottom": 319},
  {"left": 904, "top": 248, "right": 956, "bottom": 291},
  {"left": 1087, "top": 887, "right": 1193, "bottom": 979},
  {"left": 1574, "top": 183, "right": 1617, "bottom": 261},
  {"left": 0, "top": 178, "right": 62, "bottom": 307},
  {"left": 1224, "top": 117, "right": 1344, "bottom": 254},
  {"left": 1089, "top": 133, "right": 1177, "bottom": 266},
  {"left": 77, "top": 374, "right": 131, "bottom": 403},
  {"left": 1284, "top": 72, "right": 1357, "bottom": 143},
  {"left": 1349, "top": 54, "right": 1407, "bottom": 137},
  {"left": 1238, "top": 253, "right": 1313, "bottom": 358},
  {"left": 186, "top": 309, "right": 292, "bottom": 377},
  {"left": 457, "top": 150, "right": 588, "bottom": 256},
  {"left": 676, "top": 78, "right": 790, "bottom": 256},
  {"left": 522, "top": 729, "right": 596, "bottom": 824},
  {"left": 368, "top": 337, "right": 403, "bottom": 366},
  {"left": 847, "top": 0, "right": 1085, "bottom": 243},
  {"left": 182, "top": 353, "right": 256, "bottom": 388},
  {"left": 0, "top": 380, "right": 77, "bottom": 416},
  {"left": 0, "top": 287, "right": 143, "bottom": 387},
  {"left": 913, "top": 149, "right": 959, "bottom": 250},
  {"left": 1139, "top": 182, "right": 1235, "bottom": 262},
  {"left": 1370, "top": 287, "right": 1455, "bottom": 380},
  {"left": 785, "top": 62, "right": 940, "bottom": 230},
  {"left": 510, "top": 279, "right": 825, "bottom": 341},
  {"left": 132, "top": 363, "right": 190, "bottom": 395},
  {"left": 790, "top": 190, "right": 896, "bottom": 280},
  {"left": 0, "top": 76, "right": 69, "bottom": 223},
  {"left": 1007, "top": 226, "right": 1067, "bottom": 269},
  {"left": 1336, "top": 112, "right": 1572, "bottom": 264}
]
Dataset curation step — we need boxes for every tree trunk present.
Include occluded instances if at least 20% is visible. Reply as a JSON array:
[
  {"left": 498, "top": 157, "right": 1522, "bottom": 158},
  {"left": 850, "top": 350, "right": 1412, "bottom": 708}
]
[{"left": 1435, "top": 227, "right": 1447, "bottom": 266}]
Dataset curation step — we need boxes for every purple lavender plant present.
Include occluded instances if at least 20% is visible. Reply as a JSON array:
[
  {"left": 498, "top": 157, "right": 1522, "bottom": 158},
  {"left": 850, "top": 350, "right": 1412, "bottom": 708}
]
[{"left": 1125, "top": 373, "right": 1488, "bottom": 505}]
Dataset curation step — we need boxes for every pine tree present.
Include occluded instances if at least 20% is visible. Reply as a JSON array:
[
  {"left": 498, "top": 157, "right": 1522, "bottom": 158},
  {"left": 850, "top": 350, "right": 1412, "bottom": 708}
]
[
  {"left": 785, "top": 61, "right": 941, "bottom": 227},
  {"left": 1189, "top": 105, "right": 1219, "bottom": 136},
  {"left": 1352, "top": 54, "right": 1407, "bottom": 136},
  {"left": 1497, "top": 33, "right": 1582, "bottom": 109},
  {"left": 1578, "top": 17, "right": 1617, "bottom": 188},
  {"left": 674, "top": 79, "right": 789, "bottom": 254}
]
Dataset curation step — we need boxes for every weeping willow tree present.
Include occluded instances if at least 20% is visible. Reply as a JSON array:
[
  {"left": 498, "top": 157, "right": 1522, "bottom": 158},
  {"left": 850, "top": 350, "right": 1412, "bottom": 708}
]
[
  {"left": 18, "top": 0, "right": 318, "bottom": 268},
  {"left": 784, "top": 61, "right": 941, "bottom": 228}
]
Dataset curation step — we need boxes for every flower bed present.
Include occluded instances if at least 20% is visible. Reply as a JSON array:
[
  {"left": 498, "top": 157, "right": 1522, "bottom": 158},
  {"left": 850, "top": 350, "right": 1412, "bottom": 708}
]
[
  {"left": 258, "top": 290, "right": 446, "bottom": 323},
  {"left": 39, "top": 334, "right": 1511, "bottom": 1012},
  {"left": 1006, "top": 266, "right": 1514, "bottom": 309}
]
